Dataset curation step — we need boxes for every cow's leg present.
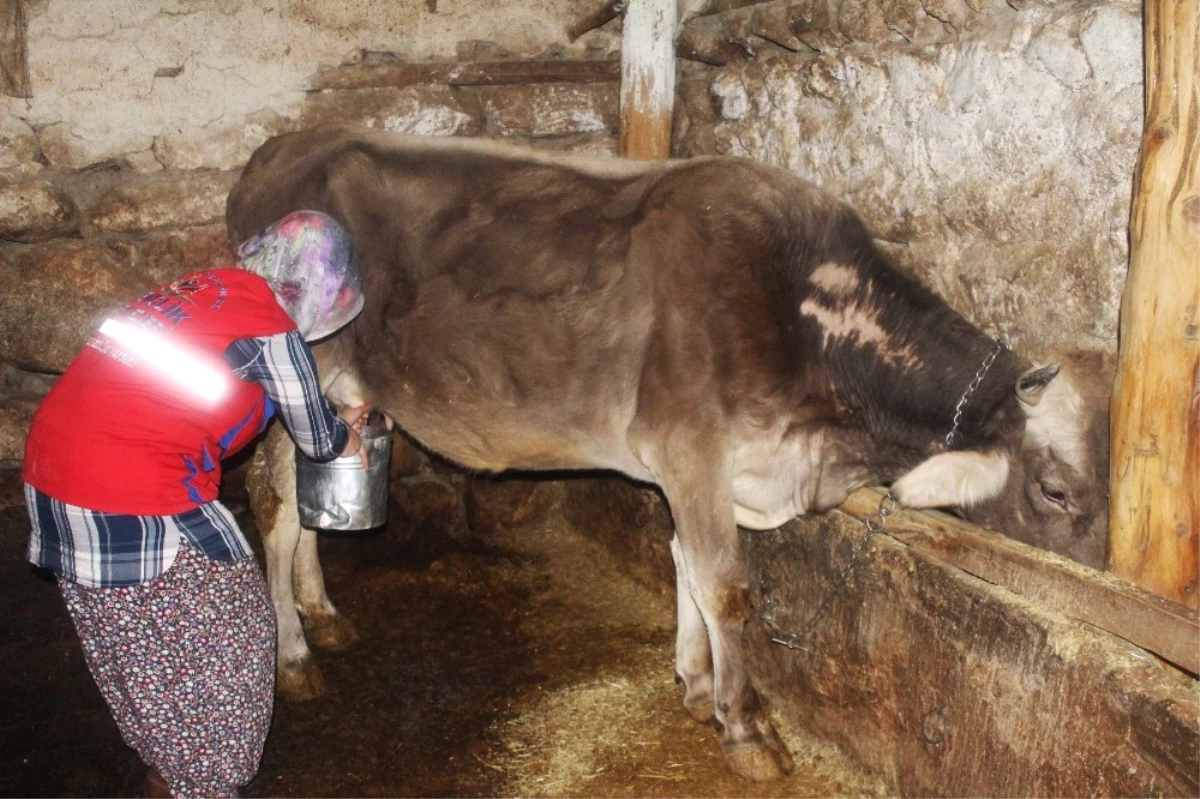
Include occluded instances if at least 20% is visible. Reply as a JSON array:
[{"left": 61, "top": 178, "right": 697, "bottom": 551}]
[
  {"left": 292, "top": 353, "right": 364, "bottom": 651},
  {"left": 655, "top": 441, "right": 794, "bottom": 781},
  {"left": 293, "top": 524, "right": 359, "bottom": 651},
  {"left": 671, "top": 535, "right": 714, "bottom": 723},
  {"left": 247, "top": 425, "right": 326, "bottom": 700}
]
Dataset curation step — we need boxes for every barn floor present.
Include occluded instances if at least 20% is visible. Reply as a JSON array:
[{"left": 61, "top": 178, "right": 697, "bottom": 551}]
[{"left": 0, "top": 464, "right": 882, "bottom": 798}]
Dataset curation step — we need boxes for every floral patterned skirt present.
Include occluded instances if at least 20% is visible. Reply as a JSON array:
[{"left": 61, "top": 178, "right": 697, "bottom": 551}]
[{"left": 60, "top": 540, "right": 276, "bottom": 798}]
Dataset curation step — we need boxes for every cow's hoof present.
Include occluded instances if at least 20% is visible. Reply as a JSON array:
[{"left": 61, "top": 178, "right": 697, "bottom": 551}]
[
  {"left": 722, "top": 738, "right": 794, "bottom": 782},
  {"left": 682, "top": 691, "right": 716, "bottom": 724},
  {"left": 304, "top": 612, "right": 360, "bottom": 651},
  {"left": 277, "top": 660, "right": 328, "bottom": 701}
]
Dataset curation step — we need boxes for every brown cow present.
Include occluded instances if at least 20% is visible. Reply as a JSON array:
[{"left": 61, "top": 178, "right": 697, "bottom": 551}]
[{"left": 227, "top": 124, "right": 1104, "bottom": 781}]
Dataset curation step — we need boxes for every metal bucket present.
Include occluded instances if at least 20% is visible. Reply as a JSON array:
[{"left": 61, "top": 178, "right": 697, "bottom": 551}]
[{"left": 296, "top": 424, "right": 392, "bottom": 531}]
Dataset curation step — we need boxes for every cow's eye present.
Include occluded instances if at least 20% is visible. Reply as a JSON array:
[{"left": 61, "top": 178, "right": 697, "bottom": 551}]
[{"left": 1040, "top": 483, "right": 1068, "bottom": 510}]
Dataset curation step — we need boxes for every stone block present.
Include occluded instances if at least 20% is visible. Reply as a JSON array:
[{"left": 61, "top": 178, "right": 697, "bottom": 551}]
[
  {"left": 139, "top": 224, "right": 236, "bottom": 281},
  {"left": 0, "top": 396, "right": 36, "bottom": 461},
  {"left": 484, "top": 83, "right": 618, "bottom": 137},
  {"left": 39, "top": 122, "right": 154, "bottom": 174},
  {"left": 0, "top": 238, "right": 141, "bottom": 372},
  {"left": 833, "top": 0, "right": 959, "bottom": 44},
  {"left": 88, "top": 171, "right": 238, "bottom": 234},
  {"left": 0, "top": 362, "right": 56, "bottom": 397},
  {"left": 919, "top": 0, "right": 974, "bottom": 33},
  {"left": 123, "top": 150, "right": 164, "bottom": 174},
  {"left": 464, "top": 474, "right": 559, "bottom": 537},
  {"left": 155, "top": 109, "right": 294, "bottom": 172},
  {"left": 0, "top": 363, "right": 55, "bottom": 461},
  {"left": 0, "top": 461, "right": 23, "bottom": 507},
  {"left": 0, "top": 109, "right": 39, "bottom": 169},
  {"left": 388, "top": 432, "right": 427, "bottom": 481},
  {"left": 562, "top": 476, "right": 674, "bottom": 593},
  {"left": 392, "top": 473, "right": 468, "bottom": 542},
  {"left": 0, "top": 179, "right": 78, "bottom": 242},
  {"left": 299, "top": 86, "right": 483, "bottom": 137}
]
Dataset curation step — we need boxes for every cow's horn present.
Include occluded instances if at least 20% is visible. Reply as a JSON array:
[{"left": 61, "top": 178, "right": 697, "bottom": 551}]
[{"left": 1016, "top": 363, "right": 1061, "bottom": 408}]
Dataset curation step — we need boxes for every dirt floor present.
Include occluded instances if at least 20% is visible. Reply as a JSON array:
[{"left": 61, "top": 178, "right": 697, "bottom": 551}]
[{"left": 0, "top": 464, "right": 883, "bottom": 798}]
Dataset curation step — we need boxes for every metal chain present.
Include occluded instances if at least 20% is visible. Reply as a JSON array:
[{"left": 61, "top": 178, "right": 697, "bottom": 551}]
[
  {"left": 944, "top": 336, "right": 1009, "bottom": 448},
  {"left": 865, "top": 490, "right": 897, "bottom": 532},
  {"left": 760, "top": 489, "right": 902, "bottom": 648},
  {"left": 760, "top": 522, "right": 875, "bottom": 651},
  {"left": 764, "top": 337, "right": 1013, "bottom": 648}
]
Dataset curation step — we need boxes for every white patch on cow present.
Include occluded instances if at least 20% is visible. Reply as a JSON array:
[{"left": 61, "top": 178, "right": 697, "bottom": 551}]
[
  {"left": 729, "top": 424, "right": 811, "bottom": 529},
  {"left": 1022, "top": 371, "right": 1087, "bottom": 472},
  {"left": 799, "top": 296, "right": 918, "bottom": 368},
  {"left": 321, "top": 365, "right": 367, "bottom": 407},
  {"left": 733, "top": 501, "right": 795, "bottom": 530},
  {"left": 800, "top": 298, "right": 888, "bottom": 346},
  {"left": 892, "top": 450, "right": 1011, "bottom": 509},
  {"left": 729, "top": 422, "right": 865, "bottom": 528},
  {"left": 809, "top": 262, "right": 861, "bottom": 297}
]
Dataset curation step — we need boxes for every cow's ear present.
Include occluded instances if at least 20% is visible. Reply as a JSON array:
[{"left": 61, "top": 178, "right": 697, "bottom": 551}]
[
  {"left": 1016, "top": 363, "right": 1061, "bottom": 409},
  {"left": 892, "top": 450, "right": 1010, "bottom": 509}
]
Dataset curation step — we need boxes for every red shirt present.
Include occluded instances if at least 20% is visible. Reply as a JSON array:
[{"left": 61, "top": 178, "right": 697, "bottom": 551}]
[{"left": 23, "top": 269, "right": 297, "bottom": 515}]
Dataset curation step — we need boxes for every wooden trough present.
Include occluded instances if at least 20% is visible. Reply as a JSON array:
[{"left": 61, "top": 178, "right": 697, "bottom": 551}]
[{"left": 562, "top": 477, "right": 1198, "bottom": 797}]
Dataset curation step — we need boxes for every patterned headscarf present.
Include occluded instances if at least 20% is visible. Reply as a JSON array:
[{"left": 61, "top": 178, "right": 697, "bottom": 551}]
[{"left": 236, "top": 210, "right": 365, "bottom": 341}]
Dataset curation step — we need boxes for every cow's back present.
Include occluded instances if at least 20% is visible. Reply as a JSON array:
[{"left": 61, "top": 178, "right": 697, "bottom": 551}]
[{"left": 226, "top": 126, "right": 836, "bottom": 475}]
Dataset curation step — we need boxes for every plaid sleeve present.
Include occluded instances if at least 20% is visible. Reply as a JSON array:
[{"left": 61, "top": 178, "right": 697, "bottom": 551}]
[{"left": 224, "top": 332, "right": 349, "bottom": 462}]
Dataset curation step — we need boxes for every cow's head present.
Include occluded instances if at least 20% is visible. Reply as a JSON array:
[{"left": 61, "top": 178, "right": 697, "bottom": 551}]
[{"left": 891, "top": 355, "right": 1109, "bottom": 569}]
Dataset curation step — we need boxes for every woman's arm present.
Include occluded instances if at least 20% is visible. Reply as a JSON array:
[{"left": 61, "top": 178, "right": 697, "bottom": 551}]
[{"left": 224, "top": 332, "right": 363, "bottom": 463}]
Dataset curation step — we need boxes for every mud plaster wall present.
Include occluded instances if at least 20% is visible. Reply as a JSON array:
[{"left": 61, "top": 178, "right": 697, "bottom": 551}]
[{"left": 0, "top": 0, "right": 1142, "bottom": 460}]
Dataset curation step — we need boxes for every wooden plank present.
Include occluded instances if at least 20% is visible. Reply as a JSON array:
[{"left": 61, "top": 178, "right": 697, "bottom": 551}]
[
  {"left": 308, "top": 59, "right": 620, "bottom": 92},
  {"left": 839, "top": 487, "right": 1200, "bottom": 674},
  {"left": 1108, "top": 0, "right": 1200, "bottom": 608},
  {"left": 0, "top": 0, "right": 29, "bottom": 98},
  {"left": 619, "top": 0, "right": 676, "bottom": 160},
  {"left": 567, "top": 0, "right": 624, "bottom": 42}
]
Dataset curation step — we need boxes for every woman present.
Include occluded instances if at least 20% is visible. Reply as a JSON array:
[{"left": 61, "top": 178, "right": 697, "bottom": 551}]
[{"left": 22, "top": 210, "right": 367, "bottom": 798}]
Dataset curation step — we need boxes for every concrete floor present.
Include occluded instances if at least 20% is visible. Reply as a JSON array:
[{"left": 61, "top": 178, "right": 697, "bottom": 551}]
[{"left": 0, "top": 464, "right": 880, "bottom": 798}]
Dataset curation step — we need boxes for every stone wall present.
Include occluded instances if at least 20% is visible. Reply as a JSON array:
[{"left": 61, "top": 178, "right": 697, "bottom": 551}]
[
  {"left": 675, "top": 0, "right": 1142, "bottom": 355},
  {"left": 6, "top": 0, "right": 618, "bottom": 172}
]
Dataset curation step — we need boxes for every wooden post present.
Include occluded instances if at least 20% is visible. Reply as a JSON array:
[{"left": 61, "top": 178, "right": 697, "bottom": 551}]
[
  {"left": 1108, "top": 0, "right": 1199, "bottom": 609},
  {"left": 0, "top": 0, "right": 30, "bottom": 98},
  {"left": 619, "top": 0, "right": 676, "bottom": 160}
]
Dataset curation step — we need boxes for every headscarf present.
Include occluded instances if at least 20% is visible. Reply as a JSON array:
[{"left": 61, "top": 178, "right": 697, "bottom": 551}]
[{"left": 237, "top": 210, "right": 365, "bottom": 341}]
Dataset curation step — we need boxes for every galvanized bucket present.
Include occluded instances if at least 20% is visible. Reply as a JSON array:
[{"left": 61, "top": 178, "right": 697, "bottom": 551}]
[{"left": 295, "top": 423, "right": 392, "bottom": 531}]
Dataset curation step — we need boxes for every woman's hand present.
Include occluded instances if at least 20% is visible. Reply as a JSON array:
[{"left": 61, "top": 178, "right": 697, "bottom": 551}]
[
  {"left": 338, "top": 402, "right": 372, "bottom": 431},
  {"left": 338, "top": 403, "right": 372, "bottom": 467}
]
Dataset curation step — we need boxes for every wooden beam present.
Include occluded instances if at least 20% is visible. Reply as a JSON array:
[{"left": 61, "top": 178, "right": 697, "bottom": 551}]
[
  {"left": 619, "top": 0, "right": 676, "bottom": 160},
  {"left": 567, "top": 0, "right": 625, "bottom": 42},
  {"left": 1108, "top": 0, "right": 1200, "bottom": 608},
  {"left": 839, "top": 488, "right": 1200, "bottom": 675},
  {"left": 0, "top": 0, "right": 30, "bottom": 98},
  {"left": 308, "top": 59, "right": 620, "bottom": 92}
]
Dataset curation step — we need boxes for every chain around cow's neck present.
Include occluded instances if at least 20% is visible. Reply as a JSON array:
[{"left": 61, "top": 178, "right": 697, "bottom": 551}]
[
  {"left": 943, "top": 335, "right": 1009, "bottom": 449},
  {"left": 861, "top": 336, "right": 1010, "bottom": 535}
]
